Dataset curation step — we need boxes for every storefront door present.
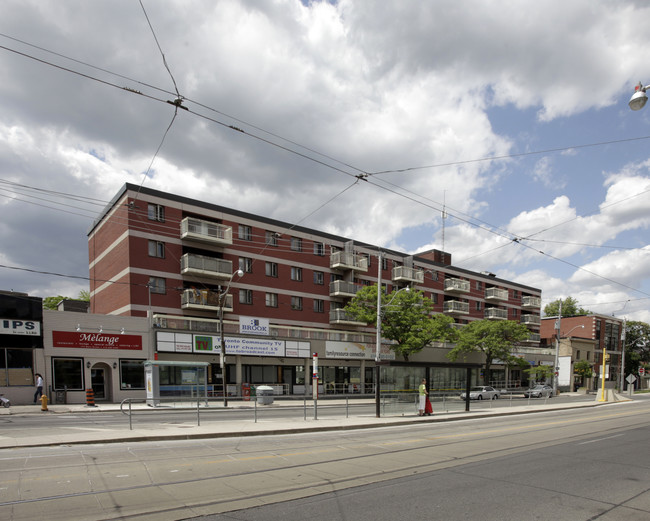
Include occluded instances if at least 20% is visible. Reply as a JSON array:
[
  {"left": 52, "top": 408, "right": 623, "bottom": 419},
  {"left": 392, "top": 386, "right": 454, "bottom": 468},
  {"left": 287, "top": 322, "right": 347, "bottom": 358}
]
[{"left": 91, "top": 368, "right": 106, "bottom": 400}]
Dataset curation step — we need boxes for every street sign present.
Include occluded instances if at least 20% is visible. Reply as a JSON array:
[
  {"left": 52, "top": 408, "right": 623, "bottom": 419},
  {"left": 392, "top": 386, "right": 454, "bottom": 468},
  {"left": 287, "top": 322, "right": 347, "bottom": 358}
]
[
  {"left": 640, "top": 367, "right": 645, "bottom": 376},
  {"left": 626, "top": 374, "right": 637, "bottom": 384}
]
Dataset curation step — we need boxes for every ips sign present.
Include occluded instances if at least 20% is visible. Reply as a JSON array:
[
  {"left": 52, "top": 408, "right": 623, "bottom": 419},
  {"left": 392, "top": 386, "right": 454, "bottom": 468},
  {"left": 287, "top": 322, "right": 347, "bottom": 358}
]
[{"left": 1, "top": 319, "right": 41, "bottom": 336}]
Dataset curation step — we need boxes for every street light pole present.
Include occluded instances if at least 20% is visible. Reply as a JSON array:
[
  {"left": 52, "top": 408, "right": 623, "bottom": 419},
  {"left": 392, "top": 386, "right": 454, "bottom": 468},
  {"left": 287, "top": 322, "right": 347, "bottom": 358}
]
[
  {"left": 629, "top": 81, "right": 650, "bottom": 111},
  {"left": 219, "top": 269, "right": 243, "bottom": 408}
]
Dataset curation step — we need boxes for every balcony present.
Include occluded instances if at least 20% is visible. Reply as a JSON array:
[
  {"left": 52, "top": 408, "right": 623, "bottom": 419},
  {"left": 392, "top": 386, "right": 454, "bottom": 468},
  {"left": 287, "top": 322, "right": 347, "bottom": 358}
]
[
  {"left": 181, "top": 289, "right": 233, "bottom": 312},
  {"left": 484, "top": 307, "right": 508, "bottom": 320},
  {"left": 392, "top": 266, "right": 424, "bottom": 284},
  {"left": 180, "top": 216, "right": 232, "bottom": 246},
  {"left": 444, "top": 278, "right": 470, "bottom": 293},
  {"left": 330, "top": 280, "right": 360, "bottom": 298},
  {"left": 523, "top": 332, "right": 541, "bottom": 343},
  {"left": 443, "top": 300, "right": 470, "bottom": 315},
  {"left": 522, "top": 296, "right": 541, "bottom": 308},
  {"left": 329, "top": 308, "right": 366, "bottom": 326},
  {"left": 181, "top": 253, "right": 233, "bottom": 280},
  {"left": 330, "top": 251, "right": 369, "bottom": 272},
  {"left": 520, "top": 314, "right": 541, "bottom": 325},
  {"left": 485, "top": 287, "right": 508, "bottom": 301}
]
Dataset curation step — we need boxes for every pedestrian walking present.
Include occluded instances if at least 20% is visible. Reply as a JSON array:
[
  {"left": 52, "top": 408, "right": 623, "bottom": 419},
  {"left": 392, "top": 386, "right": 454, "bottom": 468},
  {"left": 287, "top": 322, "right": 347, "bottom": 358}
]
[{"left": 33, "top": 373, "right": 43, "bottom": 404}]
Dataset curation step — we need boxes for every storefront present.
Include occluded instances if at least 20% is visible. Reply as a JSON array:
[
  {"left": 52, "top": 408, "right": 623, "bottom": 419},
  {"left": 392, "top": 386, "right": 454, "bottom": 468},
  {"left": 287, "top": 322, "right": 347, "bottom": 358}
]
[
  {"left": 0, "top": 291, "right": 43, "bottom": 405},
  {"left": 42, "top": 310, "right": 151, "bottom": 404}
]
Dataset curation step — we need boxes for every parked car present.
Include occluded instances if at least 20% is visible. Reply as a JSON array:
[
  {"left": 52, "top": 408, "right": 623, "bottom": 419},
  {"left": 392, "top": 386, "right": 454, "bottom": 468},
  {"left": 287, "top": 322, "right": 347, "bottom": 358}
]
[
  {"left": 524, "top": 384, "right": 553, "bottom": 398},
  {"left": 460, "top": 386, "right": 500, "bottom": 400}
]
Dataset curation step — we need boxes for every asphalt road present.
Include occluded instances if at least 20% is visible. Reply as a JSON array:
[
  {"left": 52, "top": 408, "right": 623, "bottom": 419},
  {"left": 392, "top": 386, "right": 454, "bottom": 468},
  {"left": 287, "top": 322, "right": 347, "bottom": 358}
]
[{"left": 1, "top": 397, "right": 648, "bottom": 521}]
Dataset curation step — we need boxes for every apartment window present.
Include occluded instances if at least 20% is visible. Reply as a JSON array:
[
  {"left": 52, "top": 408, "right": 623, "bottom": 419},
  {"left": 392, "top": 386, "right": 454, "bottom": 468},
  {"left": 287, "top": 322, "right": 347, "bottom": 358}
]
[
  {"left": 382, "top": 257, "right": 389, "bottom": 270},
  {"left": 513, "top": 290, "right": 520, "bottom": 299},
  {"left": 431, "top": 271, "right": 439, "bottom": 281},
  {"left": 291, "top": 267, "right": 303, "bottom": 281},
  {"left": 313, "top": 299, "right": 325, "bottom": 313},
  {"left": 431, "top": 293, "right": 438, "bottom": 304},
  {"left": 313, "top": 271, "right": 324, "bottom": 285},
  {"left": 148, "top": 240, "right": 165, "bottom": 258},
  {"left": 476, "top": 281, "right": 483, "bottom": 291},
  {"left": 119, "top": 360, "right": 145, "bottom": 390},
  {"left": 511, "top": 308, "right": 518, "bottom": 318},
  {"left": 587, "top": 351, "right": 590, "bottom": 361},
  {"left": 266, "top": 231, "right": 278, "bottom": 246},
  {"left": 239, "top": 289, "right": 253, "bottom": 305},
  {"left": 238, "top": 225, "right": 252, "bottom": 241},
  {"left": 147, "top": 204, "right": 165, "bottom": 222},
  {"left": 291, "top": 237, "right": 302, "bottom": 252},
  {"left": 576, "top": 350, "right": 581, "bottom": 361},
  {"left": 476, "top": 301, "right": 482, "bottom": 311},
  {"left": 239, "top": 257, "right": 253, "bottom": 273},
  {"left": 265, "top": 293, "right": 278, "bottom": 308},
  {"left": 313, "top": 242, "right": 325, "bottom": 256},
  {"left": 265, "top": 262, "right": 278, "bottom": 277},
  {"left": 148, "top": 276, "right": 166, "bottom": 294},
  {"left": 291, "top": 296, "right": 303, "bottom": 310}
]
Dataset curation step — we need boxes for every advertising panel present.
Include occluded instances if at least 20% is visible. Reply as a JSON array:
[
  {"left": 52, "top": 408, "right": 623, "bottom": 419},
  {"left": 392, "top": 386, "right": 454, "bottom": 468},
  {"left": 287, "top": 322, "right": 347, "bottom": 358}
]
[
  {"left": 53, "top": 331, "right": 142, "bottom": 350},
  {"left": 1, "top": 319, "right": 41, "bottom": 336},
  {"left": 325, "top": 341, "right": 395, "bottom": 360},
  {"left": 238, "top": 316, "right": 270, "bottom": 336}
]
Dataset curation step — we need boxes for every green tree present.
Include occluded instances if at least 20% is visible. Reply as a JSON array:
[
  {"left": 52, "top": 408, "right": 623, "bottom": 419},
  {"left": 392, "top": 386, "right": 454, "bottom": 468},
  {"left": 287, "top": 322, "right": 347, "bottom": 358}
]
[
  {"left": 343, "top": 285, "right": 457, "bottom": 361},
  {"left": 574, "top": 360, "right": 593, "bottom": 379},
  {"left": 624, "top": 321, "right": 650, "bottom": 375},
  {"left": 78, "top": 290, "right": 90, "bottom": 301},
  {"left": 447, "top": 319, "right": 531, "bottom": 385},
  {"left": 525, "top": 364, "right": 554, "bottom": 383},
  {"left": 43, "top": 295, "right": 68, "bottom": 310},
  {"left": 543, "top": 296, "right": 591, "bottom": 317}
]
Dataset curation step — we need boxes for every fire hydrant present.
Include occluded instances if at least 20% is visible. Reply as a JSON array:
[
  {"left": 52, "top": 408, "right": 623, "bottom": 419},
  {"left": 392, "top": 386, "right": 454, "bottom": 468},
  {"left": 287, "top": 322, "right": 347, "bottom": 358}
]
[{"left": 40, "top": 394, "right": 48, "bottom": 411}]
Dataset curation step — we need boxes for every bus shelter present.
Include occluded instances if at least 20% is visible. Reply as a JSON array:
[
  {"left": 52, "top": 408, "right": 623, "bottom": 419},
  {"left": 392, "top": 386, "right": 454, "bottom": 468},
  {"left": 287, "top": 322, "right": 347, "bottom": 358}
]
[{"left": 144, "top": 360, "right": 209, "bottom": 407}]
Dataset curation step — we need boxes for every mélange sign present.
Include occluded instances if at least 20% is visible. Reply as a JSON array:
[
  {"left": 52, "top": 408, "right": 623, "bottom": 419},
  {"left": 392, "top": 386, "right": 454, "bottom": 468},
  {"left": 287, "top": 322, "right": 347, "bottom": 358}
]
[
  {"left": 53, "top": 331, "right": 142, "bottom": 350},
  {"left": 1, "top": 319, "right": 41, "bottom": 336}
]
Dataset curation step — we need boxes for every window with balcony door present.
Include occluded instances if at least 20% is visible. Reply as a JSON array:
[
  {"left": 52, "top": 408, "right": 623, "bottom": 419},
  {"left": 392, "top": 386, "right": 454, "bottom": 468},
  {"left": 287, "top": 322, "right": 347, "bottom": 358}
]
[
  {"left": 238, "top": 225, "right": 252, "bottom": 241},
  {"left": 265, "top": 293, "right": 278, "bottom": 308},
  {"left": 291, "top": 237, "right": 302, "bottom": 252},
  {"left": 148, "top": 204, "right": 165, "bottom": 222},
  {"left": 239, "top": 257, "right": 253, "bottom": 273},
  {"left": 265, "top": 262, "right": 278, "bottom": 277},
  {"left": 265, "top": 231, "right": 278, "bottom": 246},
  {"left": 148, "top": 240, "right": 165, "bottom": 258},
  {"left": 239, "top": 289, "right": 253, "bottom": 305}
]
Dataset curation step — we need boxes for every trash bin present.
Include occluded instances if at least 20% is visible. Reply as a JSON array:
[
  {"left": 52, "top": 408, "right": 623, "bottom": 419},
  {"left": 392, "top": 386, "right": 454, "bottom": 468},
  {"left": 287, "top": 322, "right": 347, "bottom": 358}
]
[{"left": 256, "top": 385, "right": 274, "bottom": 405}]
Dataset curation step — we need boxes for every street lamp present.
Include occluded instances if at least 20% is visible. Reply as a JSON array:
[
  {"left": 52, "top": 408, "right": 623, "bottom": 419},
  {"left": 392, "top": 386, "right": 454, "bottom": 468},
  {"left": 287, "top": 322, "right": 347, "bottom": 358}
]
[
  {"left": 629, "top": 81, "right": 649, "bottom": 111},
  {"left": 219, "top": 269, "right": 243, "bottom": 407},
  {"left": 375, "top": 279, "right": 410, "bottom": 418}
]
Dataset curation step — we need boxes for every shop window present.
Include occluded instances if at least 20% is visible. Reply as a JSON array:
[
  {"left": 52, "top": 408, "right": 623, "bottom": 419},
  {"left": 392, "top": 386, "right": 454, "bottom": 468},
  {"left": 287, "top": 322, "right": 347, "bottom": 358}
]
[
  {"left": 0, "top": 348, "right": 34, "bottom": 386},
  {"left": 120, "top": 360, "right": 145, "bottom": 390},
  {"left": 53, "top": 358, "right": 84, "bottom": 390}
]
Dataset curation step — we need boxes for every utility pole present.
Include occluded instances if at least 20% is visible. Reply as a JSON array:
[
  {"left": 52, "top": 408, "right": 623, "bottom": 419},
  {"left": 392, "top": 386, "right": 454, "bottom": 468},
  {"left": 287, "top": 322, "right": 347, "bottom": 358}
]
[{"left": 553, "top": 300, "right": 562, "bottom": 396}]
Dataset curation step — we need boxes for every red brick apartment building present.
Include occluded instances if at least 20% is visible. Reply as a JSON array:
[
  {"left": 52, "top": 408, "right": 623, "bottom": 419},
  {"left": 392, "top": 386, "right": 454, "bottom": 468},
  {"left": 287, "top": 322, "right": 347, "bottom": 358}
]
[
  {"left": 540, "top": 314, "right": 625, "bottom": 392},
  {"left": 87, "top": 183, "right": 545, "bottom": 396}
]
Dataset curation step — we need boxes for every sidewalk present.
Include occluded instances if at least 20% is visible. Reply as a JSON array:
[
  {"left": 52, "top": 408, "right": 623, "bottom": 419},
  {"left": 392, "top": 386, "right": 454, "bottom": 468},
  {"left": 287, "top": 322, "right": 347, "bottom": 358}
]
[{"left": 0, "top": 394, "right": 632, "bottom": 449}]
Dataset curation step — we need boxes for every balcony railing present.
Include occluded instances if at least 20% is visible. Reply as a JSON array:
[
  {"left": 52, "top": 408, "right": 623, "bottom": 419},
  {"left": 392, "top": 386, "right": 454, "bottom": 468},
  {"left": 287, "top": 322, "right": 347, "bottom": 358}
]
[
  {"left": 392, "top": 266, "right": 424, "bottom": 284},
  {"left": 180, "top": 216, "right": 232, "bottom": 246},
  {"left": 523, "top": 332, "right": 541, "bottom": 343},
  {"left": 520, "top": 314, "right": 541, "bottom": 325},
  {"left": 181, "top": 253, "right": 233, "bottom": 280},
  {"left": 329, "top": 308, "right": 366, "bottom": 325},
  {"left": 485, "top": 287, "right": 508, "bottom": 301},
  {"left": 443, "top": 300, "right": 470, "bottom": 314},
  {"left": 181, "top": 289, "right": 233, "bottom": 312},
  {"left": 522, "top": 296, "right": 541, "bottom": 308},
  {"left": 329, "top": 280, "right": 361, "bottom": 298},
  {"left": 444, "top": 278, "right": 470, "bottom": 293},
  {"left": 330, "top": 251, "right": 369, "bottom": 272},
  {"left": 484, "top": 307, "right": 508, "bottom": 320}
]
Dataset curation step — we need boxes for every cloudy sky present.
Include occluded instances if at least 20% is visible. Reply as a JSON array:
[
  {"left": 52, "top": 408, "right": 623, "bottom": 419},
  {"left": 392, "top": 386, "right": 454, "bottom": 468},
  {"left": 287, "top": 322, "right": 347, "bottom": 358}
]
[{"left": 2, "top": 0, "right": 650, "bottom": 321}]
